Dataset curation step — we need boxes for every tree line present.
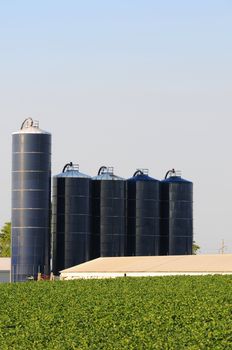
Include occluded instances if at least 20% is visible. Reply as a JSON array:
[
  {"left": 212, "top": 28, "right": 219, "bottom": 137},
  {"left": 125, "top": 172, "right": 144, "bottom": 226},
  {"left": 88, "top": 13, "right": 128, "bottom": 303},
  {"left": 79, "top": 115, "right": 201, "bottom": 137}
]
[{"left": 0, "top": 222, "right": 11, "bottom": 257}]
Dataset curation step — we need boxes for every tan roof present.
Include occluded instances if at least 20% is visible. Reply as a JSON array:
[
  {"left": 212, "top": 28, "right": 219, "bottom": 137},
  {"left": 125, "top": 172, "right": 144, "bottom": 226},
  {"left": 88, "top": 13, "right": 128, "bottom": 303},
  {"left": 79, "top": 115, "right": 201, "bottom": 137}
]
[
  {"left": 0, "top": 257, "right": 11, "bottom": 271},
  {"left": 61, "top": 254, "right": 232, "bottom": 274}
]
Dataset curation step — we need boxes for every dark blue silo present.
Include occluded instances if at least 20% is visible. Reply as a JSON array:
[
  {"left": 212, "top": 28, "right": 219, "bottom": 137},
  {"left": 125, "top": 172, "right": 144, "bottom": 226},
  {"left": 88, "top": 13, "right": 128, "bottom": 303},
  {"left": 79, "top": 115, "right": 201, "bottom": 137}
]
[
  {"left": 92, "top": 167, "right": 126, "bottom": 258},
  {"left": 160, "top": 169, "right": 193, "bottom": 255},
  {"left": 52, "top": 163, "right": 92, "bottom": 274},
  {"left": 126, "top": 169, "right": 160, "bottom": 256},
  {"left": 11, "top": 118, "right": 51, "bottom": 282}
]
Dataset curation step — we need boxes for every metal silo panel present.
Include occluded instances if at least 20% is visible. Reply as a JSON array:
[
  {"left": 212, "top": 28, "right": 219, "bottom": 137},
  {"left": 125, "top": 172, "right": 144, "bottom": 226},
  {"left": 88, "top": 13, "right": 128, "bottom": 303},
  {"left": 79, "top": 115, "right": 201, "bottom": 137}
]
[
  {"left": 160, "top": 171, "right": 193, "bottom": 256},
  {"left": 91, "top": 181, "right": 101, "bottom": 259},
  {"left": 52, "top": 164, "right": 92, "bottom": 273},
  {"left": 64, "top": 177, "right": 92, "bottom": 269},
  {"left": 92, "top": 167, "right": 126, "bottom": 258},
  {"left": 51, "top": 177, "right": 65, "bottom": 275},
  {"left": 11, "top": 120, "right": 51, "bottom": 282},
  {"left": 126, "top": 171, "right": 160, "bottom": 256}
]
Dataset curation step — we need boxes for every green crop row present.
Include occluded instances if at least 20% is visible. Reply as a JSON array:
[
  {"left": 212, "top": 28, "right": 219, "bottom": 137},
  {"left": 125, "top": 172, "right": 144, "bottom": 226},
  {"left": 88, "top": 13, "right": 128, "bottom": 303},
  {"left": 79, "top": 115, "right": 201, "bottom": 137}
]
[{"left": 0, "top": 275, "right": 232, "bottom": 349}]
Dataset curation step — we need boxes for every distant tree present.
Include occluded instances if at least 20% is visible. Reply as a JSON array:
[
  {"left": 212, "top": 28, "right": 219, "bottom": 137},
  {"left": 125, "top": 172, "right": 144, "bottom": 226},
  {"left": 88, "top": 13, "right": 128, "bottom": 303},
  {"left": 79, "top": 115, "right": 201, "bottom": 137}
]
[
  {"left": 192, "top": 240, "right": 200, "bottom": 255},
  {"left": 0, "top": 222, "right": 11, "bottom": 257}
]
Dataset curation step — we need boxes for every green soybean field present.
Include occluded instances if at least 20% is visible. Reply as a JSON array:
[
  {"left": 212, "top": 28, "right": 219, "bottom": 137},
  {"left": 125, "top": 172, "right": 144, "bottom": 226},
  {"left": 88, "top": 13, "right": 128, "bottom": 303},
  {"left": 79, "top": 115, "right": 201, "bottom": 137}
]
[{"left": 0, "top": 276, "right": 232, "bottom": 349}]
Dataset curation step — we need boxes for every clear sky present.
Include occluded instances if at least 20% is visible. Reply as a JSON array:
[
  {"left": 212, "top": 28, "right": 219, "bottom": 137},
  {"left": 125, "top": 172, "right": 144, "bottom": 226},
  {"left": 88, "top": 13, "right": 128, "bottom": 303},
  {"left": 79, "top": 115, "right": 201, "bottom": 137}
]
[{"left": 0, "top": 1, "right": 232, "bottom": 253}]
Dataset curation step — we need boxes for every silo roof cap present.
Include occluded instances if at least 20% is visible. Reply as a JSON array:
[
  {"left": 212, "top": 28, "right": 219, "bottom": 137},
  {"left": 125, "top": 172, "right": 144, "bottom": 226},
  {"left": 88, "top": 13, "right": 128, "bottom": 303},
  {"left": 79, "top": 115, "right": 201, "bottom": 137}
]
[
  {"left": 12, "top": 118, "right": 51, "bottom": 135},
  {"left": 55, "top": 163, "right": 91, "bottom": 178},
  {"left": 161, "top": 176, "right": 192, "bottom": 183},
  {"left": 127, "top": 169, "right": 159, "bottom": 182},
  {"left": 93, "top": 166, "right": 124, "bottom": 180},
  {"left": 161, "top": 169, "right": 192, "bottom": 183},
  {"left": 55, "top": 170, "right": 91, "bottom": 178}
]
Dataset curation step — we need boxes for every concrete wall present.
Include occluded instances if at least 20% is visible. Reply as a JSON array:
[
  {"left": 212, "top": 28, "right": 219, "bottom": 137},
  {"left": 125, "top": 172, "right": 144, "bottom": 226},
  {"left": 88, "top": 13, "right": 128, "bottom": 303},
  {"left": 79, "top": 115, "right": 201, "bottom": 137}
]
[{"left": 60, "top": 271, "right": 232, "bottom": 280}]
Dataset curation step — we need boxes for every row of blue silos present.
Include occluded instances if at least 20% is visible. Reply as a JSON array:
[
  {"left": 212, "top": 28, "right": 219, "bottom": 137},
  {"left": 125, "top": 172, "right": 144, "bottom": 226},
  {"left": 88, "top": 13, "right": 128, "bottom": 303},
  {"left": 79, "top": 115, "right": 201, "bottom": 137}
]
[
  {"left": 11, "top": 119, "right": 193, "bottom": 281},
  {"left": 52, "top": 164, "right": 193, "bottom": 275}
]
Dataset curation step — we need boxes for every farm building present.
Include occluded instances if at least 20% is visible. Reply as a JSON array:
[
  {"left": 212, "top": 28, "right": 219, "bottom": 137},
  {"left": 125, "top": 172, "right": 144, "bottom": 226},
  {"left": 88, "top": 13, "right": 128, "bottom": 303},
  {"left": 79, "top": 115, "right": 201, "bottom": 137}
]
[
  {"left": 0, "top": 258, "right": 11, "bottom": 282},
  {"left": 60, "top": 254, "right": 232, "bottom": 280}
]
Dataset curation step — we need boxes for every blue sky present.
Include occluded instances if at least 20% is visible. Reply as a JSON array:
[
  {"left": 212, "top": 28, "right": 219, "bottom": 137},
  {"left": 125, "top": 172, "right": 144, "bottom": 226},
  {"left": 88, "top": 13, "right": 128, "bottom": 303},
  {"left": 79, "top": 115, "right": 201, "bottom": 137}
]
[{"left": 0, "top": 1, "right": 232, "bottom": 253}]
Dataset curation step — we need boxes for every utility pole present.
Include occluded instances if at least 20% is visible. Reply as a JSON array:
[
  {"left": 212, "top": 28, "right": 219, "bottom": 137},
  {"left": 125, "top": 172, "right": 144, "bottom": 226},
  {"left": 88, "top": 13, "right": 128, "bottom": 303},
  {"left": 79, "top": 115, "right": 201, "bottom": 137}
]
[{"left": 219, "top": 239, "right": 227, "bottom": 254}]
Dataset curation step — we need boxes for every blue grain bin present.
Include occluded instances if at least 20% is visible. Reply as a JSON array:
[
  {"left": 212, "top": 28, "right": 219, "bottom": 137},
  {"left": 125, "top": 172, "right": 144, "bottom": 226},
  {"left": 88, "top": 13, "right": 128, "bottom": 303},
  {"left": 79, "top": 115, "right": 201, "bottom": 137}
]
[
  {"left": 52, "top": 163, "right": 92, "bottom": 274},
  {"left": 127, "top": 170, "right": 160, "bottom": 256},
  {"left": 160, "top": 169, "right": 193, "bottom": 255},
  {"left": 92, "top": 167, "right": 126, "bottom": 258},
  {"left": 11, "top": 118, "right": 51, "bottom": 281}
]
